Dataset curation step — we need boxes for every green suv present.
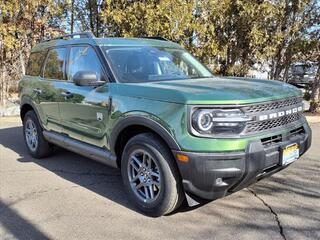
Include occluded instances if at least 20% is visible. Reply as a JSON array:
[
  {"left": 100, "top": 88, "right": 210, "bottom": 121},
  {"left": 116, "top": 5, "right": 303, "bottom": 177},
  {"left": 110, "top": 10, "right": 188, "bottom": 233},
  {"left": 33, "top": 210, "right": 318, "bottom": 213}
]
[{"left": 19, "top": 32, "right": 312, "bottom": 217}]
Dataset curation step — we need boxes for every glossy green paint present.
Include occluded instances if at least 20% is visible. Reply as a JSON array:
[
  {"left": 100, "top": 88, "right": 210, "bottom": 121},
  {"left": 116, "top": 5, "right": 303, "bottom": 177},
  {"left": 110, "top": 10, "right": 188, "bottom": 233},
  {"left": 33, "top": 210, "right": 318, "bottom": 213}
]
[
  {"left": 20, "top": 36, "right": 308, "bottom": 156},
  {"left": 55, "top": 82, "right": 111, "bottom": 146},
  {"left": 115, "top": 77, "right": 302, "bottom": 105},
  {"left": 111, "top": 83, "right": 306, "bottom": 152},
  {"left": 19, "top": 76, "right": 62, "bottom": 132}
]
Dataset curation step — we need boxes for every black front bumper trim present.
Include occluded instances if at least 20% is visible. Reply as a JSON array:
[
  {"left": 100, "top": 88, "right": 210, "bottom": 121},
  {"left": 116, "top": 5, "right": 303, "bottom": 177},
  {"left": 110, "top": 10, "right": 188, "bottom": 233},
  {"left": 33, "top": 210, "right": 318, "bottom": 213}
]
[{"left": 173, "top": 124, "right": 312, "bottom": 200}]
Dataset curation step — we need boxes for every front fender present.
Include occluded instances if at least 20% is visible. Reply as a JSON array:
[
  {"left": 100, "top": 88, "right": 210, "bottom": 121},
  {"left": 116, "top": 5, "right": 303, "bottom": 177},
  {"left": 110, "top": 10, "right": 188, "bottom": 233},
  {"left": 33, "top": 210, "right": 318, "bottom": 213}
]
[{"left": 110, "top": 113, "right": 181, "bottom": 152}]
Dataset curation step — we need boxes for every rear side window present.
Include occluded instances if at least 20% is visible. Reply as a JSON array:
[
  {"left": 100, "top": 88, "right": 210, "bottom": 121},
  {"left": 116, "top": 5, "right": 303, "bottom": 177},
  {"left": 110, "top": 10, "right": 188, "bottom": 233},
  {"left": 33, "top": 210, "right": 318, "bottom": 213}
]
[
  {"left": 43, "top": 48, "right": 67, "bottom": 80},
  {"left": 67, "top": 46, "right": 104, "bottom": 81},
  {"left": 26, "top": 52, "right": 45, "bottom": 76}
]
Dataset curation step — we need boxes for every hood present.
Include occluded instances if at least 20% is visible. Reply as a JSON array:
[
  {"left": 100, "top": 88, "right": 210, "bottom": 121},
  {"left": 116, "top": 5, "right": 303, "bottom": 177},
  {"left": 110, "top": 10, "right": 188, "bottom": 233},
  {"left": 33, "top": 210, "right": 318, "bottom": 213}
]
[{"left": 116, "top": 77, "right": 302, "bottom": 105}]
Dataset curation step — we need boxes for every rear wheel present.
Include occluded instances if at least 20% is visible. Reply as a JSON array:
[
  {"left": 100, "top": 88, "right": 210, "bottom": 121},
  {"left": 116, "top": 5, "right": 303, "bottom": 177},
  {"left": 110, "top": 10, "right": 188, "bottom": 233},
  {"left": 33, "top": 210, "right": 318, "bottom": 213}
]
[
  {"left": 121, "top": 133, "right": 184, "bottom": 217},
  {"left": 23, "top": 111, "right": 53, "bottom": 158}
]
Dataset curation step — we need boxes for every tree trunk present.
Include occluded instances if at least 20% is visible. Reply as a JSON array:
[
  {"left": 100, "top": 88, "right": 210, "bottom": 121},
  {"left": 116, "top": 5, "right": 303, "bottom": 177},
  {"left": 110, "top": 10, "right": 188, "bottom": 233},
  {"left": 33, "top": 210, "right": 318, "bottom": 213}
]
[
  {"left": 88, "top": 0, "right": 95, "bottom": 34},
  {"left": 283, "top": 64, "right": 290, "bottom": 82},
  {"left": 0, "top": 66, "right": 7, "bottom": 107},
  {"left": 20, "top": 53, "right": 25, "bottom": 75},
  {"left": 96, "top": 2, "right": 100, "bottom": 37},
  {"left": 0, "top": 38, "right": 6, "bottom": 107},
  {"left": 271, "top": 41, "right": 287, "bottom": 80},
  {"left": 71, "top": 0, "right": 75, "bottom": 34},
  {"left": 309, "top": 60, "right": 320, "bottom": 113}
]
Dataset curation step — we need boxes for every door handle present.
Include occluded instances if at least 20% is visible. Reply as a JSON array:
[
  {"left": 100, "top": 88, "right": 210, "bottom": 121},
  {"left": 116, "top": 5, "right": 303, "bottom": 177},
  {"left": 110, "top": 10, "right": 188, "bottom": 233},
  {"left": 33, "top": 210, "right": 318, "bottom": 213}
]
[
  {"left": 60, "top": 91, "right": 73, "bottom": 99},
  {"left": 33, "top": 88, "right": 42, "bottom": 94}
]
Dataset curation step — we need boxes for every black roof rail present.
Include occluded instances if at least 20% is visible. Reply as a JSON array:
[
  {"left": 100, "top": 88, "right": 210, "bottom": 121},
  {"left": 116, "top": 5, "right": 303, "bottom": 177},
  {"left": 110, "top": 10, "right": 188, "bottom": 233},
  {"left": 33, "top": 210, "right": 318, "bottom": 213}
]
[
  {"left": 41, "top": 32, "right": 95, "bottom": 42},
  {"left": 142, "top": 36, "right": 168, "bottom": 41}
]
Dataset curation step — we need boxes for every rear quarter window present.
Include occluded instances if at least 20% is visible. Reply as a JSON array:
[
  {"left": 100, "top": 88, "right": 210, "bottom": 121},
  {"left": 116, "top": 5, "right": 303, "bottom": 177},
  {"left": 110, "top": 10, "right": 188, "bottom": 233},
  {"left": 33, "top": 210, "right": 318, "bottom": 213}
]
[{"left": 26, "top": 52, "right": 46, "bottom": 76}]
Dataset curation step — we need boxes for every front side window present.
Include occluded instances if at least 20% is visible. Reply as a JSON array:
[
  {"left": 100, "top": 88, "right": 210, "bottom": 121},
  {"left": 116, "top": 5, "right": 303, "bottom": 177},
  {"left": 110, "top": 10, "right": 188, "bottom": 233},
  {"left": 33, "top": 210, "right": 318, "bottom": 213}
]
[
  {"left": 68, "top": 46, "right": 104, "bottom": 82},
  {"left": 43, "top": 48, "right": 66, "bottom": 80},
  {"left": 26, "top": 52, "right": 46, "bottom": 76},
  {"left": 104, "top": 46, "right": 213, "bottom": 83}
]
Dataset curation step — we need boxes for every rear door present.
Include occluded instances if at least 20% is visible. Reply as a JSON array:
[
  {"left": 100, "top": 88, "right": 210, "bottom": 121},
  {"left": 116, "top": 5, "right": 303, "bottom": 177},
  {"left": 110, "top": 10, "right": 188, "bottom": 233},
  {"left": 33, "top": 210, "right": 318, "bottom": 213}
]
[
  {"left": 22, "top": 51, "right": 47, "bottom": 124},
  {"left": 59, "top": 45, "right": 112, "bottom": 148},
  {"left": 37, "top": 47, "right": 67, "bottom": 132}
]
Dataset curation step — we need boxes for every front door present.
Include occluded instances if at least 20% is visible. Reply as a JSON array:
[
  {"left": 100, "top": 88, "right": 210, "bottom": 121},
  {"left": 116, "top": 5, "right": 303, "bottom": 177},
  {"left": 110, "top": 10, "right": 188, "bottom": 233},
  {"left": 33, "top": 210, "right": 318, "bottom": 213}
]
[{"left": 59, "top": 45, "right": 111, "bottom": 148}]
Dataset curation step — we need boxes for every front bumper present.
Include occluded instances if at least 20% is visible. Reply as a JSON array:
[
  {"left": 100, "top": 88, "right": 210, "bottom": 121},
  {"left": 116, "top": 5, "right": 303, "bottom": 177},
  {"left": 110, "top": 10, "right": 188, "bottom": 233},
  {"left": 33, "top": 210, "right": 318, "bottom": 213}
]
[{"left": 173, "top": 124, "right": 312, "bottom": 200}]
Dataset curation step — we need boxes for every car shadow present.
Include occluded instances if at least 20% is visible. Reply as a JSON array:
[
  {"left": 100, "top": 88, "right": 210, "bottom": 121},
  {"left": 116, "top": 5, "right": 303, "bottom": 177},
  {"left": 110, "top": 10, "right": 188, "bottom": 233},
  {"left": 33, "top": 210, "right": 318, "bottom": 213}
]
[
  {"left": 0, "top": 200, "right": 51, "bottom": 240},
  {"left": 0, "top": 126, "right": 140, "bottom": 212},
  {"left": 1, "top": 125, "right": 319, "bottom": 223}
]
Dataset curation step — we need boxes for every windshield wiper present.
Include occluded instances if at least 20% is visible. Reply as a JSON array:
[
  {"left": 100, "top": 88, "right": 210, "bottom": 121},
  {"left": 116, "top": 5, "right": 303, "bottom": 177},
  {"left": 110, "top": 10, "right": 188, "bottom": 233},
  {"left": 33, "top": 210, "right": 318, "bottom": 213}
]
[{"left": 190, "top": 76, "right": 213, "bottom": 79}]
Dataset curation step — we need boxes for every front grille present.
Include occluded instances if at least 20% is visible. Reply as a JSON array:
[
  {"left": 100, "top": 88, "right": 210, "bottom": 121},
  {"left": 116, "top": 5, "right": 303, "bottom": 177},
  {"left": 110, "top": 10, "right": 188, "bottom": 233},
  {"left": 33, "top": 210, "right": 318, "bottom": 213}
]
[
  {"left": 261, "top": 134, "right": 282, "bottom": 147},
  {"left": 244, "top": 113, "right": 302, "bottom": 134},
  {"left": 288, "top": 126, "right": 305, "bottom": 137},
  {"left": 244, "top": 97, "right": 302, "bottom": 113}
]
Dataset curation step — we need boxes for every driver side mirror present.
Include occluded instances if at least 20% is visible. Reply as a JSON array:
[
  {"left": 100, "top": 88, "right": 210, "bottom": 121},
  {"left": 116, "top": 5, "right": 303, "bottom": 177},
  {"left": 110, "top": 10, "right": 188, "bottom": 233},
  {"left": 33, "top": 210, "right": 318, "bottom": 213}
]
[{"left": 73, "top": 71, "right": 105, "bottom": 87}]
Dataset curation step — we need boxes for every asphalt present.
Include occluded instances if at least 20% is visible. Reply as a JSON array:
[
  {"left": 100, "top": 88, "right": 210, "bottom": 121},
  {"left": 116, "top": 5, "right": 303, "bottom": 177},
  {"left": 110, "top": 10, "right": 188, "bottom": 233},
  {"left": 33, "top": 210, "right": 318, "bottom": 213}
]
[{"left": 0, "top": 117, "right": 319, "bottom": 240}]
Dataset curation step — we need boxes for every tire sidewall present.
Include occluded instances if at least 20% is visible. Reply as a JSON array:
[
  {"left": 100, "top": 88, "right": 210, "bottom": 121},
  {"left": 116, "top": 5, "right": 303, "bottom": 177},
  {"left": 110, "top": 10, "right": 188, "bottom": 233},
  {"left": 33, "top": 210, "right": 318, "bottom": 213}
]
[
  {"left": 23, "top": 111, "right": 45, "bottom": 157},
  {"left": 121, "top": 135, "right": 180, "bottom": 216}
]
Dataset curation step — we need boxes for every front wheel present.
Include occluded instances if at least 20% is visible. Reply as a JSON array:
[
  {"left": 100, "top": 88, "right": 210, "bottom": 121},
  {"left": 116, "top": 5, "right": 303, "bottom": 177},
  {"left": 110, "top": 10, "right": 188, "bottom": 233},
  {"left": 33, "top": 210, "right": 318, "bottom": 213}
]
[{"left": 121, "top": 133, "right": 184, "bottom": 217}]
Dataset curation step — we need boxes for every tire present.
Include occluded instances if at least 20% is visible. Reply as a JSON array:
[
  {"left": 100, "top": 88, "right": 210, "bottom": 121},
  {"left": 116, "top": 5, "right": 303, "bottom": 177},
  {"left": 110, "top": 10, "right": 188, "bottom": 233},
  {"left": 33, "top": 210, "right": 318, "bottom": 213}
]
[
  {"left": 23, "top": 111, "right": 53, "bottom": 158},
  {"left": 121, "top": 133, "right": 184, "bottom": 217}
]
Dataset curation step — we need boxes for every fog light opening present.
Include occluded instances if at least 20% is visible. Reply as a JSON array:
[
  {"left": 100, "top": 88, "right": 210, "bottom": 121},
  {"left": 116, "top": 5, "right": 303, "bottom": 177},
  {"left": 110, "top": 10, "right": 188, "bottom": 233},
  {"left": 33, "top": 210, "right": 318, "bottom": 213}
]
[{"left": 215, "top": 178, "right": 227, "bottom": 186}]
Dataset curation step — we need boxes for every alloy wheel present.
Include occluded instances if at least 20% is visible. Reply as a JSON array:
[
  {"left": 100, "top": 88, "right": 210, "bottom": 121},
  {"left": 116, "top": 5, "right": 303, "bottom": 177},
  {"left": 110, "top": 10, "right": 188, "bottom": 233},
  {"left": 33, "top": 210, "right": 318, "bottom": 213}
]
[
  {"left": 25, "top": 119, "right": 38, "bottom": 152},
  {"left": 127, "top": 149, "right": 161, "bottom": 203}
]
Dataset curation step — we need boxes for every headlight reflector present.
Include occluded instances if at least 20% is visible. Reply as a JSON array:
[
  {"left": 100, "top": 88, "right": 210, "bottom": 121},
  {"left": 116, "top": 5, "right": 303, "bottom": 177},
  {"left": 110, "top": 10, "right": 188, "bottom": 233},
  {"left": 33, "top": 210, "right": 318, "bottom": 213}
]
[
  {"left": 195, "top": 110, "right": 213, "bottom": 131},
  {"left": 191, "top": 108, "right": 251, "bottom": 136}
]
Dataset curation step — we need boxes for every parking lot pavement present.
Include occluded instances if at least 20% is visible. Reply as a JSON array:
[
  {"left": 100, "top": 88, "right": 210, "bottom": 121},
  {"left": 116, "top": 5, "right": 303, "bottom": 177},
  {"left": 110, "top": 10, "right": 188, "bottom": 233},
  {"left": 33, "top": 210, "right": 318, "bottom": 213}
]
[{"left": 0, "top": 117, "right": 319, "bottom": 240}]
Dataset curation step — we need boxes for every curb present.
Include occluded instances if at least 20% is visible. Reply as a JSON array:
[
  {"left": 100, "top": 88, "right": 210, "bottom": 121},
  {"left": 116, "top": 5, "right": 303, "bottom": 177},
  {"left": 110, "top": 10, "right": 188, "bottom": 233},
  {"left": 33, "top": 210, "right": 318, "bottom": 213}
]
[
  {"left": 306, "top": 116, "right": 320, "bottom": 123},
  {"left": 0, "top": 113, "right": 19, "bottom": 117},
  {"left": 0, "top": 106, "right": 20, "bottom": 117}
]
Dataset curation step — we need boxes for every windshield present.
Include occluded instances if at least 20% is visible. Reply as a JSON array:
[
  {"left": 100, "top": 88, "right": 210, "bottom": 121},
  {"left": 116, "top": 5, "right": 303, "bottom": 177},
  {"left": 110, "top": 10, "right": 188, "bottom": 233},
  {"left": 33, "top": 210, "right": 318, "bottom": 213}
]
[{"left": 103, "top": 46, "right": 213, "bottom": 83}]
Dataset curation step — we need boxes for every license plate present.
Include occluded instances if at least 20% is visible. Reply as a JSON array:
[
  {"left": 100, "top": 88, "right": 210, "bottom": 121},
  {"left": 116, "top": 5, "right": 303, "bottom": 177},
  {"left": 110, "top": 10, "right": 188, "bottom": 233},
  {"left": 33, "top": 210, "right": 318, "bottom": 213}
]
[{"left": 282, "top": 143, "right": 299, "bottom": 165}]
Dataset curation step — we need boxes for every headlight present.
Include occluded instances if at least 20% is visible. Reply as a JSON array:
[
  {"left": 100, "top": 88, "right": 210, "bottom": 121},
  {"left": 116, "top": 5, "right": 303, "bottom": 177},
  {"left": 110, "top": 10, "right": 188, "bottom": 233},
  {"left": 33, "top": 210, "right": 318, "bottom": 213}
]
[
  {"left": 191, "top": 108, "right": 251, "bottom": 136},
  {"left": 195, "top": 110, "right": 213, "bottom": 131}
]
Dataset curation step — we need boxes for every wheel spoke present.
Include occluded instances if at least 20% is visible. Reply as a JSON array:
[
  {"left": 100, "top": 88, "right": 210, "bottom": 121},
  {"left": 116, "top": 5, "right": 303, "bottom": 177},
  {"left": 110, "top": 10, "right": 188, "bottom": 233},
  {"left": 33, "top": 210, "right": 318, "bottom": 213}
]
[
  {"left": 144, "top": 186, "right": 150, "bottom": 199},
  {"left": 130, "top": 161, "right": 139, "bottom": 172},
  {"left": 148, "top": 185, "right": 154, "bottom": 199},
  {"left": 142, "top": 153, "right": 147, "bottom": 166},
  {"left": 150, "top": 170, "right": 159, "bottom": 178},
  {"left": 135, "top": 182, "right": 144, "bottom": 190},
  {"left": 152, "top": 180, "right": 160, "bottom": 187},
  {"left": 130, "top": 173, "right": 139, "bottom": 183},
  {"left": 146, "top": 157, "right": 152, "bottom": 169},
  {"left": 132, "top": 156, "right": 142, "bottom": 168}
]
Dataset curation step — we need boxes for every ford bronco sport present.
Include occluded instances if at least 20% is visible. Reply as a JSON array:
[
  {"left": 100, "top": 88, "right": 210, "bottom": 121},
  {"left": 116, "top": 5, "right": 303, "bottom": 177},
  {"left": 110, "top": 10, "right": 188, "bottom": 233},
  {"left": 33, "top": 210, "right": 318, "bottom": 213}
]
[{"left": 19, "top": 32, "right": 312, "bottom": 217}]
